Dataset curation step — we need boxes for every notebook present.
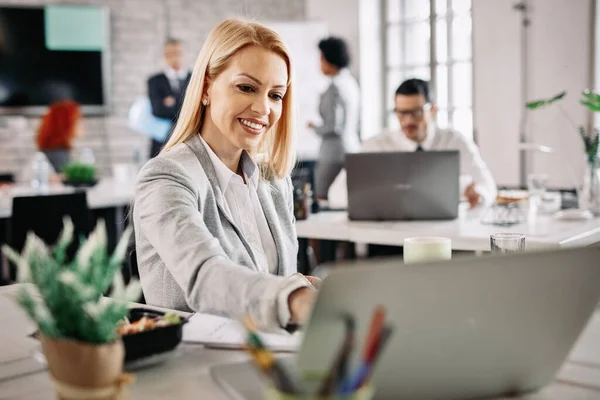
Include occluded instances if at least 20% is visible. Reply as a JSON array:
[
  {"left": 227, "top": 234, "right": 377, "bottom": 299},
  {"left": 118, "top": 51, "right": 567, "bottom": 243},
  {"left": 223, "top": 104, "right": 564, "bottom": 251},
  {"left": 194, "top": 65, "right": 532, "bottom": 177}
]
[{"left": 182, "top": 312, "right": 301, "bottom": 352}]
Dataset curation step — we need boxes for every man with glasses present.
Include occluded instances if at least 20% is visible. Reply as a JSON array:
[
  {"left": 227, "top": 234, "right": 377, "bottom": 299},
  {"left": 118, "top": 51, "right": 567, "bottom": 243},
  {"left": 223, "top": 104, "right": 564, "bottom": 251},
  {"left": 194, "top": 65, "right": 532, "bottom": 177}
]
[{"left": 328, "top": 78, "right": 496, "bottom": 209}]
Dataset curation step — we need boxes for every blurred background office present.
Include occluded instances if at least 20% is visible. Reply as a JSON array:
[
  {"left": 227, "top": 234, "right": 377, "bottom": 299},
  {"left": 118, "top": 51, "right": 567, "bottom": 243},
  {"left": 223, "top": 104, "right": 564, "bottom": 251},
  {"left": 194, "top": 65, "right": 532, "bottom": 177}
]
[
  {"left": 0, "top": 0, "right": 595, "bottom": 191},
  {"left": 0, "top": 0, "right": 598, "bottom": 274}
]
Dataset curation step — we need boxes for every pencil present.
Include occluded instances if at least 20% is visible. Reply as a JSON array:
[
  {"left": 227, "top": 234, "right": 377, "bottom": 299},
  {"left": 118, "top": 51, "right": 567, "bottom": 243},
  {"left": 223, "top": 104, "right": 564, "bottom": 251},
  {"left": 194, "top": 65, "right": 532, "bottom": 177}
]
[
  {"left": 243, "top": 316, "right": 304, "bottom": 395},
  {"left": 337, "top": 316, "right": 356, "bottom": 392},
  {"left": 317, "top": 315, "right": 355, "bottom": 396}
]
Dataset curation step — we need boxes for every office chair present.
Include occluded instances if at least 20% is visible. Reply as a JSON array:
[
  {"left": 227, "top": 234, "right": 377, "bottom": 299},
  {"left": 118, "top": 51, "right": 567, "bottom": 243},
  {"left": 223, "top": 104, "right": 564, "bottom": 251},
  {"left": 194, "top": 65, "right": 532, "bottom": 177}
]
[
  {"left": 124, "top": 212, "right": 145, "bottom": 304},
  {"left": 7, "top": 192, "right": 91, "bottom": 281},
  {"left": 127, "top": 249, "right": 145, "bottom": 304},
  {"left": 0, "top": 173, "right": 14, "bottom": 183}
]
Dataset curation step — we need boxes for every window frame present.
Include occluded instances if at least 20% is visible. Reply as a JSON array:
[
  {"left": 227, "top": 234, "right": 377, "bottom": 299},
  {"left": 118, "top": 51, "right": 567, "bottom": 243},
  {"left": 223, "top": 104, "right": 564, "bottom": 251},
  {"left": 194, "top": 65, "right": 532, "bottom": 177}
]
[{"left": 382, "top": 0, "right": 474, "bottom": 138}]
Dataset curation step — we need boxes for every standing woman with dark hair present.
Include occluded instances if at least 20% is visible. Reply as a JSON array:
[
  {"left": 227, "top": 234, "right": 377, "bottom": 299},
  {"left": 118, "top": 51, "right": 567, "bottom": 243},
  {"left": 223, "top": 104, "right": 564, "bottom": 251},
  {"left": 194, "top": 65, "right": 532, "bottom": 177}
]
[{"left": 308, "top": 36, "right": 360, "bottom": 201}]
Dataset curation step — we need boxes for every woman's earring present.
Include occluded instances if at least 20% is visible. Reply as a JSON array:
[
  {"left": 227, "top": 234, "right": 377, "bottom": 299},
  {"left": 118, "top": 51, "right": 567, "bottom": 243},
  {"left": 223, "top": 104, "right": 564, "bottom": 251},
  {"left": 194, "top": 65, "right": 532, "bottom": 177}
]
[{"left": 202, "top": 98, "right": 209, "bottom": 106}]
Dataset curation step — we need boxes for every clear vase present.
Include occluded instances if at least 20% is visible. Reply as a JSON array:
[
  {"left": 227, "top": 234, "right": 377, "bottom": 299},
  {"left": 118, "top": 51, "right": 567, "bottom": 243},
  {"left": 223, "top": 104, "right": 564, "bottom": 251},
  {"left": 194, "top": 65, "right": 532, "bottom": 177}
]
[{"left": 580, "top": 158, "right": 600, "bottom": 215}]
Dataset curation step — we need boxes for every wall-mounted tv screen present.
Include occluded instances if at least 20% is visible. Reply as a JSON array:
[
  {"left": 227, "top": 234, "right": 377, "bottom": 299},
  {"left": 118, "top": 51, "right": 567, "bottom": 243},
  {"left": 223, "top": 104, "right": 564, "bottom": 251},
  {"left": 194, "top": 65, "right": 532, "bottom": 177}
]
[{"left": 0, "top": 5, "right": 110, "bottom": 115}]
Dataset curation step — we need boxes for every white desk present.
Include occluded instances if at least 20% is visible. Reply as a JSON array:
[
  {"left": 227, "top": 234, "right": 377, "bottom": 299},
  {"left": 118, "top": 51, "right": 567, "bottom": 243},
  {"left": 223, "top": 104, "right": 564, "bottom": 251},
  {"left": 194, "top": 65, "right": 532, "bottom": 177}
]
[
  {"left": 0, "top": 178, "right": 135, "bottom": 219},
  {"left": 295, "top": 209, "right": 600, "bottom": 252},
  {"left": 1, "top": 284, "right": 600, "bottom": 399}
]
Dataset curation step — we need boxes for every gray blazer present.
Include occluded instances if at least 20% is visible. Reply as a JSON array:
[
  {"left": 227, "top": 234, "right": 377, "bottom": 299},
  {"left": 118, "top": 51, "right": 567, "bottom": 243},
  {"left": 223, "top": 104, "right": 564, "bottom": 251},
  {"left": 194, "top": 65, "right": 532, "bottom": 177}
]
[
  {"left": 314, "top": 69, "right": 360, "bottom": 163},
  {"left": 133, "top": 134, "right": 299, "bottom": 328}
]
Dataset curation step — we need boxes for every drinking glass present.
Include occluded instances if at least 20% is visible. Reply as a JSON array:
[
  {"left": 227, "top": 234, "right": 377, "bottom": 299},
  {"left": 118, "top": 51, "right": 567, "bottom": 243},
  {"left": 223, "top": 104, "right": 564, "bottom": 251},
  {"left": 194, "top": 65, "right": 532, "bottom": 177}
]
[{"left": 490, "top": 233, "right": 525, "bottom": 253}]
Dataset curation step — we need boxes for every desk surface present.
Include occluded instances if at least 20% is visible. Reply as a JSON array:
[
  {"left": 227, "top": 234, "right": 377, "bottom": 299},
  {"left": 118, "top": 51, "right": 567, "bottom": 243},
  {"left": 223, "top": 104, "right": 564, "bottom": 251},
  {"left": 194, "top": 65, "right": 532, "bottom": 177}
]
[
  {"left": 1, "top": 284, "right": 600, "bottom": 399},
  {"left": 0, "top": 178, "right": 135, "bottom": 219},
  {"left": 295, "top": 209, "right": 600, "bottom": 252},
  {"left": 4, "top": 183, "right": 598, "bottom": 253}
]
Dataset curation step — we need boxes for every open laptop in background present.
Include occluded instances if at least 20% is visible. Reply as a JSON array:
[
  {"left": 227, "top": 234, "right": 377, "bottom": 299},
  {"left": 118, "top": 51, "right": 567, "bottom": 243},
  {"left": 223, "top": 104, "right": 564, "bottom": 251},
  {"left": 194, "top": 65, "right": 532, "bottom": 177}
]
[{"left": 345, "top": 151, "right": 460, "bottom": 221}]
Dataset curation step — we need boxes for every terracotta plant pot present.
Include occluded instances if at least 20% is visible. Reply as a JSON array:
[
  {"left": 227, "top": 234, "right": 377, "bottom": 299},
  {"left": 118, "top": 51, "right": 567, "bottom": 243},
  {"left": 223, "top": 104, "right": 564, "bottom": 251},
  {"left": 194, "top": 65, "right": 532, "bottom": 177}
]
[{"left": 40, "top": 334, "right": 129, "bottom": 400}]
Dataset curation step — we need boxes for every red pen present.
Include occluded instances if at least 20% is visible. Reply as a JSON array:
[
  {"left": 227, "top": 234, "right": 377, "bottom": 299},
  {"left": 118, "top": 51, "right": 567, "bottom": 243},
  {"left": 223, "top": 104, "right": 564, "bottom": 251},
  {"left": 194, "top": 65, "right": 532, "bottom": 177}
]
[{"left": 362, "top": 306, "right": 386, "bottom": 364}]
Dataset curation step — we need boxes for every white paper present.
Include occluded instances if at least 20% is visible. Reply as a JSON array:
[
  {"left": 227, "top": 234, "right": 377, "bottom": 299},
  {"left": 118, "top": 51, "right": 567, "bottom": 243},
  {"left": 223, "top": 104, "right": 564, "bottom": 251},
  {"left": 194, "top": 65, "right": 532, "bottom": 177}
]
[{"left": 182, "top": 312, "right": 301, "bottom": 352}]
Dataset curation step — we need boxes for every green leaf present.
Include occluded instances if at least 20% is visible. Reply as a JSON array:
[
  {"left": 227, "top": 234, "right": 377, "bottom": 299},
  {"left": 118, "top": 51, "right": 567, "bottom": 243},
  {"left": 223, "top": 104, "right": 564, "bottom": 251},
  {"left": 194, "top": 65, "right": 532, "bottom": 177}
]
[
  {"left": 75, "top": 220, "right": 107, "bottom": 275},
  {"left": 526, "top": 100, "right": 547, "bottom": 109},
  {"left": 580, "top": 100, "right": 600, "bottom": 112},
  {"left": 1, "top": 244, "right": 29, "bottom": 282},
  {"left": 550, "top": 91, "right": 567, "bottom": 102},
  {"left": 17, "top": 287, "right": 60, "bottom": 338},
  {"left": 526, "top": 91, "right": 566, "bottom": 109},
  {"left": 53, "top": 216, "right": 74, "bottom": 265},
  {"left": 580, "top": 90, "right": 600, "bottom": 112},
  {"left": 581, "top": 89, "right": 600, "bottom": 102}
]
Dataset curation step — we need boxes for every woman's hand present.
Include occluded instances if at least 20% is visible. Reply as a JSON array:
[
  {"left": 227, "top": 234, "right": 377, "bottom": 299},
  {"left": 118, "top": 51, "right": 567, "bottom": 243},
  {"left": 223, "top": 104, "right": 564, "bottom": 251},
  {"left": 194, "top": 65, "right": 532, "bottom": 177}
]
[
  {"left": 288, "top": 285, "right": 317, "bottom": 325},
  {"left": 305, "top": 275, "right": 321, "bottom": 289}
]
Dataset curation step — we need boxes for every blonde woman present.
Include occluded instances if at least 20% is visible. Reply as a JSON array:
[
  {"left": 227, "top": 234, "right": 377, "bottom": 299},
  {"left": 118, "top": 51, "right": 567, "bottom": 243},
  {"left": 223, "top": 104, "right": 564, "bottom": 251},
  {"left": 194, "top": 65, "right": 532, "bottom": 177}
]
[{"left": 133, "top": 19, "right": 318, "bottom": 331}]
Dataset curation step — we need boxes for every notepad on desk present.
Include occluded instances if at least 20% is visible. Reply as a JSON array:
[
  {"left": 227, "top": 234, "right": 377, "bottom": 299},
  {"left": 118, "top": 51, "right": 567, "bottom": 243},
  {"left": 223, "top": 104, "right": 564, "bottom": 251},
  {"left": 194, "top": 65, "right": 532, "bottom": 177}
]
[{"left": 182, "top": 312, "right": 302, "bottom": 352}]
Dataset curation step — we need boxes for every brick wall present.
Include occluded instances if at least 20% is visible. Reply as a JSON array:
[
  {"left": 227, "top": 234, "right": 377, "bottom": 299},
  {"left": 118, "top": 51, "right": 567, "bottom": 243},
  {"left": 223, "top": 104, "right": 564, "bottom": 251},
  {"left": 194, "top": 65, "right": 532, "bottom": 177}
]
[{"left": 0, "top": 0, "right": 306, "bottom": 179}]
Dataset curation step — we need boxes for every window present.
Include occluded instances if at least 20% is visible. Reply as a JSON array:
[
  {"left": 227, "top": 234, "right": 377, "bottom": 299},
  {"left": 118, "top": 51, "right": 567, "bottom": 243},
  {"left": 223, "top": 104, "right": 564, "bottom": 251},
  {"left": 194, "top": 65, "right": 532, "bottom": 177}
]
[{"left": 384, "top": 0, "right": 473, "bottom": 138}]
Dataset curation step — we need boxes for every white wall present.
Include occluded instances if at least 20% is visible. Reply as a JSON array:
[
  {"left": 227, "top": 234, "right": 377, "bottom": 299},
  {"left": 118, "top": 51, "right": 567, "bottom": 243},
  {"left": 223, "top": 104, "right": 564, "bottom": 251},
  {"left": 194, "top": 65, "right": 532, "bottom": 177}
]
[
  {"left": 473, "top": 0, "right": 522, "bottom": 187},
  {"left": 474, "top": 0, "right": 594, "bottom": 189},
  {"left": 358, "top": 0, "right": 384, "bottom": 140},
  {"left": 529, "top": 0, "right": 593, "bottom": 189},
  {"left": 596, "top": 0, "right": 600, "bottom": 128}
]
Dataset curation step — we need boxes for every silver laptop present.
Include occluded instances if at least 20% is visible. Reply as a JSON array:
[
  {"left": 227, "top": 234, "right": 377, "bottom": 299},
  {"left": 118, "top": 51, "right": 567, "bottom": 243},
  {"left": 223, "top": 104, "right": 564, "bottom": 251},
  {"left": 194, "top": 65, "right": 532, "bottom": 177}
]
[
  {"left": 296, "top": 246, "right": 600, "bottom": 400},
  {"left": 345, "top": 151, "right": 460, "bottom": 220}
]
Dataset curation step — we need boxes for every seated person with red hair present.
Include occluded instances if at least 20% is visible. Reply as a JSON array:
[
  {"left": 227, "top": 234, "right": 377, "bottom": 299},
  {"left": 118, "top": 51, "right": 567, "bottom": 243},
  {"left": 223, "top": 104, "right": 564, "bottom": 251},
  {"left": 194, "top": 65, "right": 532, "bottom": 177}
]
[{"left": 36, "top": 100, "right": 82, "bottom": 172}]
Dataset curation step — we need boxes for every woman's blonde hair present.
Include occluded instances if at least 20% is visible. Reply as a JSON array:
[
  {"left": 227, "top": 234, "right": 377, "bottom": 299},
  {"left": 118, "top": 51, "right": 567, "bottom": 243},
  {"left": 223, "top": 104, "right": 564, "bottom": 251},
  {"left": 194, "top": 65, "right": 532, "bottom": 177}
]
[{"left": 161, "top": 19, "right": 296, "bottom": 180}]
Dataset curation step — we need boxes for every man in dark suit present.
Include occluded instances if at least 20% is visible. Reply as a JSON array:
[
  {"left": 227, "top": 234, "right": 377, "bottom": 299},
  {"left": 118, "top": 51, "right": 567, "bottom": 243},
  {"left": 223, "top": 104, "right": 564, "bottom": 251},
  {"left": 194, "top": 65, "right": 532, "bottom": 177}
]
[{"left": 147, "top": 38, "right": 191, "bottom": 158}]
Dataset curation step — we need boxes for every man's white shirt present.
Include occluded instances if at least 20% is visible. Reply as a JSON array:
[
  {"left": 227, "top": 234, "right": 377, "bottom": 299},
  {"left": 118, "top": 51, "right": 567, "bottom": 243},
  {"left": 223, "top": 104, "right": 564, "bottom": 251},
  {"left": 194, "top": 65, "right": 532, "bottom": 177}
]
[{"left": 327, "top": 127, "right": 497, "bottom": 209}]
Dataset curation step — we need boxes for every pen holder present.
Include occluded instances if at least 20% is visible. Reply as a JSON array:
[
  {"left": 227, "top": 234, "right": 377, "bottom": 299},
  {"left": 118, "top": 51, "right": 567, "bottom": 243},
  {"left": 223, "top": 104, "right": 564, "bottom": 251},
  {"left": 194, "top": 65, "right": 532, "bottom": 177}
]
[{"left": 264, "top": 385, "right": 374, "bottom": 400}]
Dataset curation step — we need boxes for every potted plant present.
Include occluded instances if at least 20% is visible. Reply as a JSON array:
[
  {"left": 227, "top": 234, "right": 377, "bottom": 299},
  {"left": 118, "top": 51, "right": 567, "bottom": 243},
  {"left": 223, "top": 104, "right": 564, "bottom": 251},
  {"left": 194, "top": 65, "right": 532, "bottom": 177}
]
[
  {"left": 526, "top": 90, "right": 600, "bottom": 214},
  {"left": 61, "top": 162, "right": 98, "bottom": 188},
  {"left": 2, "top": 218, "right": 141, "bottom": 400}
]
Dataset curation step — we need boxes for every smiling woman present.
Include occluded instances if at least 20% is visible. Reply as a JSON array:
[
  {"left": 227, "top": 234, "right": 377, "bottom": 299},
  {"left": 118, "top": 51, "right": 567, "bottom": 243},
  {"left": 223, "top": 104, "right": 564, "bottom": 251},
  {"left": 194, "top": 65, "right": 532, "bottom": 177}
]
[
  {"left": 199, "top": 45, "right": 289, "bottom": 173},
  {"left": 162, "top": 20, "right": 295, "bottom": 180},
  {"left": 133, "top": 19, "right": 318, "bottom": 332}
]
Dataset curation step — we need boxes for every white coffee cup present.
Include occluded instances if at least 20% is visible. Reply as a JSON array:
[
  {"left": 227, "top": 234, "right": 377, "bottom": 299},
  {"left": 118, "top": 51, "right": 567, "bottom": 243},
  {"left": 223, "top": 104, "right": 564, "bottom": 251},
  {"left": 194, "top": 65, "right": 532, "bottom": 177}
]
[{"left": 403, "top": 237, "right": 452, "bottom": 264}]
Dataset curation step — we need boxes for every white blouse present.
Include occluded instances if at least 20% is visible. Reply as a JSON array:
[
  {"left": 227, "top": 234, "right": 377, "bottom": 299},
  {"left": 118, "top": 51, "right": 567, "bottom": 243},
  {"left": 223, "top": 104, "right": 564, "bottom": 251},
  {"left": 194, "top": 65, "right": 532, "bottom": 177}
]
[
  {"left": 199, "top": 136, "right": 307, "bottom": 326},
  {"left": 201, "top": 139, "right": 278, "bottom": 274}
]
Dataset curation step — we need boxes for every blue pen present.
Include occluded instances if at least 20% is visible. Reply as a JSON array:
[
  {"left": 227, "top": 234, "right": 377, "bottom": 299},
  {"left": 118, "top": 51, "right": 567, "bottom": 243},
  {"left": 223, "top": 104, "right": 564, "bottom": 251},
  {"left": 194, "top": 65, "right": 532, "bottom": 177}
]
[
  {"left": 340, "top": 326, "right": 394, "bottom": 394},
  {"left": 340, "top": 363, "right": 370, "bottom": 394}
]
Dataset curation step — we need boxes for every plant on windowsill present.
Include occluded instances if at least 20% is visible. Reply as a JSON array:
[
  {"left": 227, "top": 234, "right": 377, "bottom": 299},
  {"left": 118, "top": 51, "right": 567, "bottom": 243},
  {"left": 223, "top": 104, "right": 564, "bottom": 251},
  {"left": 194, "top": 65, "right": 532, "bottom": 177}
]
[
  {"left": 1, "top": 218, "right": 140, "bottom": 400},
  {"left": 526, "top": 90, "right": 600, "bottom": 215}
]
